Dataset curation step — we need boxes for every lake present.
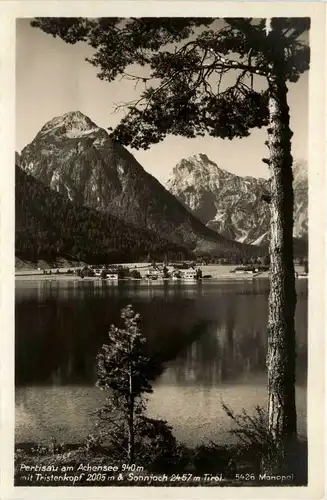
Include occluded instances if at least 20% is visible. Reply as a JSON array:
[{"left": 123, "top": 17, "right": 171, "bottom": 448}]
[{"left": 15, "top": 278, "right": 308, "bottom": 447}]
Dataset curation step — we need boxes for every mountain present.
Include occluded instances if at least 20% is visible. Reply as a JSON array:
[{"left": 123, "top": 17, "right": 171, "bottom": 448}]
[
  {"left": 19, "top": 111, "right": 257, "bottom": 259},
  {"left": 292, "top": 160, "right": 308, "bottom": 239},
  {"left": 166, "top": 154, "right": 308, "bottom": 246},
  {"left": 16, "top": 151, "right": 21, "bottom": 166},
  {"left": 15, "top": 165, "right": 191, "bottom": 264}
]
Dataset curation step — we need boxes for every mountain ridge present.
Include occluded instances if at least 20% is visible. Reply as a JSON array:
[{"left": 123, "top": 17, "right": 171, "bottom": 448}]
[
  {"left": 19, "top": 111, "right": 259, "bottom": 259},
  {"left": 167, "top": 154, "right": 308, "bottom": 246}
]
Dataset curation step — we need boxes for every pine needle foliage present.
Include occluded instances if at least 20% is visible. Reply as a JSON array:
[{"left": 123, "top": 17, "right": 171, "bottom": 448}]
[{"left": 95, "top": 305, "right": 163, "bottom": 463}]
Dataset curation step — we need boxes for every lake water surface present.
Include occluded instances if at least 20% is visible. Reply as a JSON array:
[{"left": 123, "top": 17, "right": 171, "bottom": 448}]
[{"left": 15, "top": 279, "right": 307, "bottom": 447}]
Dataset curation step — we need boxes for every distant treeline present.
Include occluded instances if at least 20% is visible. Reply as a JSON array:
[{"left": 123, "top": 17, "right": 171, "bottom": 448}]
[{"left": 15, "top": 166, "right": 191, "bottom": 264}]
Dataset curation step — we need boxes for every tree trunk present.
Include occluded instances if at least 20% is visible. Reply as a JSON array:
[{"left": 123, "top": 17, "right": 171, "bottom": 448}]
[
  {"left": 265, "top": 64, "right": 297, "bottom": 471},
  {"left": 127, "top": 402, "right": 134, "bottom": 464},
  {"left": 127, "top": 361, "right": 134, "bottom": 464}
]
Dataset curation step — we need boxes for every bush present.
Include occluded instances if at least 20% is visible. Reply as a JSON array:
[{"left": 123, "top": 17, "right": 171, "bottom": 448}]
[
  {"left": 84, "top": 433, "right": 105, "bottom": 454},
  {"left": 92, "top": 415, "right": 179, "bottom": 472},
  {"left": 221, "top": 402, "right": 278, "bottom": 473},
  {"left": 192, "top": 442, "right": 232, "bottom": 474},
  {"left": 222, "top": 403, "right": 269, "bottom": 447},
  {"left": 117, "top": 266, "right": 130, "bottom": 279},
  {"left": 135, "top": 416, "right": 179, "bottom": 471}
]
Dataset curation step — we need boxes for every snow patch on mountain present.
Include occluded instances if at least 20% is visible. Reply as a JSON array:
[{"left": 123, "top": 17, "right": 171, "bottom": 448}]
[
  {"left": 39, "top": 111, "right": 100, "bottom": 139},
  {"left": 65, "top": 127, "right": 99, "bottom": 139},
  {"left": 252, "top": 231, "right": 269, "bottom": 246}
]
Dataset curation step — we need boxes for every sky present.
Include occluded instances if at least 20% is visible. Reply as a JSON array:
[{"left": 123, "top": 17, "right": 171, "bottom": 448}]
[{"left": 16, "top": 18, "right": 308, "bottom": 185}]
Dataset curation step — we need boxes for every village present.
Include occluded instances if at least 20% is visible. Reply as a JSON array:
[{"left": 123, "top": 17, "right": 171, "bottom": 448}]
[
  {"left": 15, "top": 258, "right": 308, "bottom": 282},
  {"left": 76, "top": 262, "right": 205, "bottom": 281}
]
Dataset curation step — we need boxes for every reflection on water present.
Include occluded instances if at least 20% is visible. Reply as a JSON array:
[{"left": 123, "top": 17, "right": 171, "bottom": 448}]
[{"left": 15, "top": 279, "right": 307, "bottom": 445}]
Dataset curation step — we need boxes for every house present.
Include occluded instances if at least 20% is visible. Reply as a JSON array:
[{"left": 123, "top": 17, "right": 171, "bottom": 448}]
[
  {"left": 106, "top": 272, "right": 119, "bottom": 280},
  {"left": 180, "top": 269, "right": 197, "bottom": 280},
  {"left": 94, "top": 268, "right": 103, "bottom": 277},
  {"left": 145, "top": 269, "right": 159, "bottom": 280},
  {"left": 79, "top": 266, "right": 95, "bottom": 277},
  {"left": 232, "top": 266, "right": 256, "bottom": 274}
]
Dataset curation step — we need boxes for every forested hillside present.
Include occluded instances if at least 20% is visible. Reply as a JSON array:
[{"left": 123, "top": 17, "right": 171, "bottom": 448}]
[{"left": 15, "top": 166, "right": 191, "bottom": 264}]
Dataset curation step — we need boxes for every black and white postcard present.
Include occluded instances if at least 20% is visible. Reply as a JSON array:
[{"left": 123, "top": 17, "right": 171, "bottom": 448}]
[{"left": 0, "top": 1, "right": 325, "bottom": 499}]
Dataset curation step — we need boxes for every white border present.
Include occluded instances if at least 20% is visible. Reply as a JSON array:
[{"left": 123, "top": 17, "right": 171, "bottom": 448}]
[{"left": 0, "top": 2, "right": 325, "bottom": 499}]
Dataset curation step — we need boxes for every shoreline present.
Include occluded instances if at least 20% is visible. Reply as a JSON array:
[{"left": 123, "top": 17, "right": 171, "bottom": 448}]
[
  {"left": 15, "top": 263, "right": 306, "bottom": 282},
  {"left": 15, "top": 263, "right": 273, "bottom": 280},
  {"left": 15, "top": 274, "right": 268, "bottom": 282}
]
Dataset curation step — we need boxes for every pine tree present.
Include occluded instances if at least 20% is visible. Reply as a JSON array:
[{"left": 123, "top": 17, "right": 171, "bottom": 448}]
[
  {"left": 96, "top": 305, "right": 161, "bottom": 462},
  {"left": 32, "top": 17, "right": 310, "bottom": 469}
]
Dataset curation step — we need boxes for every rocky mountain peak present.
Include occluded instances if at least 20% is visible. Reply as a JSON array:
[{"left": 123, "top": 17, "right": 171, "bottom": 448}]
[
  {"left": 168, "top": 154, "right": 229, "bottom": 193},
  {"left": 191, "top": 153, "right": 212, "bottom": 165},
  {"left": 176, "top": 153, "right": 220, "bottom": 172},
  {"left": 167, "top": 154, "right": 308, "bottom": 245},
  {"left": 39, "top": 111, "right": 99, "bottom": 139}
]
